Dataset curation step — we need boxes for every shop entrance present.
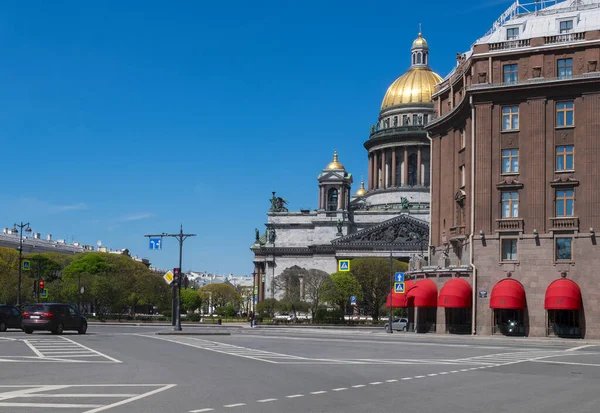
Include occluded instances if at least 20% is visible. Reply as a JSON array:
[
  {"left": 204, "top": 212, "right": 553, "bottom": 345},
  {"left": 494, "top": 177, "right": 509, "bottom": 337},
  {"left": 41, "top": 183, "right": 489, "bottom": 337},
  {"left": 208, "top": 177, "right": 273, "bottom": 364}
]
[
  {"left": 493, "top": 308, "right": 525, "bottom": 336},
  {"left": 547, "top": 309, "right": 582, "bottom": 338}
]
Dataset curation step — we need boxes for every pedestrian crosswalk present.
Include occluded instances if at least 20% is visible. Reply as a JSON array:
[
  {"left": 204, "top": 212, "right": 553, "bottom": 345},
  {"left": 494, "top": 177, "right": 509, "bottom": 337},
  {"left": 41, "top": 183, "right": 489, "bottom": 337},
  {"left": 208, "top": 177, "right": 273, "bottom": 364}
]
[
  {"left": 15, "top": 336, "right": 121, "bottom": 363},
  {"left": 454, "top": 349, "right": 598, "bottom": 366}
]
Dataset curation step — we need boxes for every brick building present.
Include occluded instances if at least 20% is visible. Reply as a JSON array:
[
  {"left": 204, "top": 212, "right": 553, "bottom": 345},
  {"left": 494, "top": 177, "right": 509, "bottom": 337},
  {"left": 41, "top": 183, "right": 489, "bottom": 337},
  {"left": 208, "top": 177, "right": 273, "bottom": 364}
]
[{"left": 406, "top": 0, "right": 600, "bottom": 338}]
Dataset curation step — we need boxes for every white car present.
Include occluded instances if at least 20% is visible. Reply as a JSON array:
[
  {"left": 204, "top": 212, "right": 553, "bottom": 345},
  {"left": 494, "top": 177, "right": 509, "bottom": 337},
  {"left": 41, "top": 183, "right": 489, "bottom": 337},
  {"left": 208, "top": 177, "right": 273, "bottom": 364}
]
[{"left": 384, "top": 318, "right": 409, "bottom": 332}]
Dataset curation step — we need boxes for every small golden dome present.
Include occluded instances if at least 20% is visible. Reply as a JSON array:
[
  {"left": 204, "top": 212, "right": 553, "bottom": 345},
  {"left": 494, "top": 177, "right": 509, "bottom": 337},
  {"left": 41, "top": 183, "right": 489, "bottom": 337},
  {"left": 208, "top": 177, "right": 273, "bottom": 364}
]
[
  {"left": 412, "top": 33, "right": 428, "bottom": 49},
  {"left": 354, "top": 180, "right": 367, "bottom": 197},
  {"left": 380, "top": 68, "right": 443, "bottom": 109},
  {"left": 326, "top": 151, "right": 345, "bottom": 170}
]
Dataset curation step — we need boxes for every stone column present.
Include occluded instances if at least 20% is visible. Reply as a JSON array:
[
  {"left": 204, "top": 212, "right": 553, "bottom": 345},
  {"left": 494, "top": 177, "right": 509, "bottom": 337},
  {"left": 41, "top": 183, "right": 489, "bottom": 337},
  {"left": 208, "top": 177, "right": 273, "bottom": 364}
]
[
  {"left": 319, "top": 186, "right": 325, "bottom": 209},
  {"left": 380, "top": 150, "right": 386, "bottom": 188},
  {"left": 368, "top": 154, "right": 373, "bottom": 190},
  {"left": 338, "top": 185, "right": 343, "bottom": 210},
  {"left": 417, "top": 146, "right": 422, "bottom": 186},
  {"left": 372, "top": 152, "right": 377, "bottom": 189},
  {"left": 403, "top": 147, "right": 409, "bottom": 186},
  {"left": 391, "top": 148, "right": 397, "bottom": 187}
]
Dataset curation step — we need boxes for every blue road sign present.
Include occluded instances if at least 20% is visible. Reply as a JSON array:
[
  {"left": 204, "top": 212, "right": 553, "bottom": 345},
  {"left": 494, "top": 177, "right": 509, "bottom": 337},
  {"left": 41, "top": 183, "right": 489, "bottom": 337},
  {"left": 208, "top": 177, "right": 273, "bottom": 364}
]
[
  {"left": 254, "top": 294, "right": 258, "bottom": 303},
  {"left": 338, "top": 260, "right": 350, "bottom": 272},
  {"left": 350, "top": 296, "right": 357, "bottom": 304},
  {"left": 395, "top": 272, "right": 405, "bottom": 282},
  {"left": 22, "top": 260, "right": 31, "bottom": 271},
  {"left": 149, "top": 238, "right": 162, "bottom": 250},
  {"left": 394, "top": 282, "right": 405, "bottom": 294},
  {"left": 40, "top": 289, "right": 48, "bottom": 298}
]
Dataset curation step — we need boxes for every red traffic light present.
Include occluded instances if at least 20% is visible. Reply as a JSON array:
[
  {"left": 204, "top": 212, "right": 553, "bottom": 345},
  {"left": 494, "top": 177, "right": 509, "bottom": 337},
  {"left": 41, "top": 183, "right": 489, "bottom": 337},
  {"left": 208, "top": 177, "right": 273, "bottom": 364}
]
[
  {"left": 173, "top": 268, "right": 180, "bottom": 275},
  {"left": 39, "top": 280, "right": 45, "bottom": 290}
]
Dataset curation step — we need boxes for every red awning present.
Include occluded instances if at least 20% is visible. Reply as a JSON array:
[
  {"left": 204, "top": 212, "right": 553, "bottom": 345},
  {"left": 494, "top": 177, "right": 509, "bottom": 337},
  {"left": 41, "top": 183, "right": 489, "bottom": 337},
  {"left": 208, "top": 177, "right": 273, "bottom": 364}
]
[
  {"left": 438, "top": 278, "right": 472, "bottom": 308},
  {"left": 386, "top": 280, "right": 415, "bottom": 308},
  {"left": 544, "top": 279, "right": 582, "bottom": 310},
  {"left": 406, "top": 279, "right": 438, "bottom": 308},
  {"left": 490, "top": 279, "right": 526, "bottom": 309}
]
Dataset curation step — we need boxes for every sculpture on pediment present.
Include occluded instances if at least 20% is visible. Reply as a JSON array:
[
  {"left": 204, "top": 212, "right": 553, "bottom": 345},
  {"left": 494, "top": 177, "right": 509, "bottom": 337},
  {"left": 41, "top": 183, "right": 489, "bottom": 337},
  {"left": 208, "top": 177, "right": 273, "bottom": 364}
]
[
  {"left": 267, "top": 227, "right": 276, "bottom": 244},
  {"left": 269, "top": 191, "right": 289, "bottom": 212},
  {"left": 400, "top": 197, "right": 410, "bottom": 210},
  {"left": 336, "top": 219, "right": 343, "bottom": 235},
  {"left": 348, "top": 218, "right": 428, "bottom": 243}
]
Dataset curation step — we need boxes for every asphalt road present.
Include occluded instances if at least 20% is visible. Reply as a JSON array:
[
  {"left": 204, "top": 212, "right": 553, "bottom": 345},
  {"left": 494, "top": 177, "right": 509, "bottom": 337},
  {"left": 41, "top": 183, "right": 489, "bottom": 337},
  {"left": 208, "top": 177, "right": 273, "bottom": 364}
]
[{"left": 1, "top": 324, "right": 599, "bottom": 413}]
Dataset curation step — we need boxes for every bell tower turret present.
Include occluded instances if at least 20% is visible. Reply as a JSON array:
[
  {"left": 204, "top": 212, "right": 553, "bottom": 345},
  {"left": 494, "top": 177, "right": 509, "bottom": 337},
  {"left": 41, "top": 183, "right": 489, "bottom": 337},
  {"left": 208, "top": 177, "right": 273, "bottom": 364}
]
[{"left": 317, "top": 151, "right": 353, "bottom": 212}]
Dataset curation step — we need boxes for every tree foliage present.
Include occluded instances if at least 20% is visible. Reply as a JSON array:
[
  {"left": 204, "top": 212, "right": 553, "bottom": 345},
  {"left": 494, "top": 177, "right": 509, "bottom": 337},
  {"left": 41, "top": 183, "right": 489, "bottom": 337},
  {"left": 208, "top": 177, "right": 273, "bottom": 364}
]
[
  {"left": 180, "top": 288, "right": 203, "bottom": 313},
  {"left": 350, "top": 258, "right": 408, "bottom": 321},
  {"left": 303, "top": 269, "right": 330, "bottom": 318},
  {"left": 322, "top": 271, "right": 362, "bottom": 311},
  {"left": 199, "top": 283, "right": 240, "bottom": 309}
]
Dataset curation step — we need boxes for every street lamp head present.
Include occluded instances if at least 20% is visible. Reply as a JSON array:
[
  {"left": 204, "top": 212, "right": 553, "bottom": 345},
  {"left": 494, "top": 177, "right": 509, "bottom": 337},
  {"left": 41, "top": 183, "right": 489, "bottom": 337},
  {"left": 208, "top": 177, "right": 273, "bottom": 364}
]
[
  {"left": 11, "top": 226, "right": 18, "bottom": 234},
  {"left": 25, "top": 226, "right": 32, "bottom": 233}
]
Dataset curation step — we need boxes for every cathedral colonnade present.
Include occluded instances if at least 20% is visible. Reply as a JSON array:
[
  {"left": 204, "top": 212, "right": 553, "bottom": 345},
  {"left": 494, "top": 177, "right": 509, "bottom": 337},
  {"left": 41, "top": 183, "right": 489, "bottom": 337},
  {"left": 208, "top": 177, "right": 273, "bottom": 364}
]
[{"left": 368, "top": 145, "right": 430, "bottom": 190}]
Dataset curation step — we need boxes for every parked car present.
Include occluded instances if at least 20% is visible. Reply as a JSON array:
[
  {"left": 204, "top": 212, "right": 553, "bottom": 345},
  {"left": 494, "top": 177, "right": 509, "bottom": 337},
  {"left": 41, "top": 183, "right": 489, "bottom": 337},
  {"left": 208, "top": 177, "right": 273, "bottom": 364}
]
[
  {"left": 384, "top": 318, "right": 409, "bottom": 332},
  {"left": 21, "top": 303, "right": 87, "bottom": 335},
  {"left": 0, "top": 304, "right": 22, "bottom": 332}
]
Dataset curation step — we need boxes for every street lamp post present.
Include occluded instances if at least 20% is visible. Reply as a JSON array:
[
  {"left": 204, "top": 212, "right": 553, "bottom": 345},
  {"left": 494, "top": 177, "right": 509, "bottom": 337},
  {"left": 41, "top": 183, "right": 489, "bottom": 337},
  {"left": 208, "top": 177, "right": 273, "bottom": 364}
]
[
  {"left": 145, "top": 225, "right": 196, "bottom": 332},
  {"left": 388, "top": 249, "right": 393, "bottom": 334},
  {"left": 12, "top": 222, "right": 32, "bottom": 308}
]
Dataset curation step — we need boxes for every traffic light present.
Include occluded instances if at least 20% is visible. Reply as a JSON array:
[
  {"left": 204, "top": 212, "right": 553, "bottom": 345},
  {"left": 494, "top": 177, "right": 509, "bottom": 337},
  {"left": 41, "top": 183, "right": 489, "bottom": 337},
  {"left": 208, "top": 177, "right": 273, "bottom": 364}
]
[
  {"left": 173, "top": 268, "right": 181, "bottom": 285},
  {"left": 39, "top": 280, "right": 45, "bottom": 291}
]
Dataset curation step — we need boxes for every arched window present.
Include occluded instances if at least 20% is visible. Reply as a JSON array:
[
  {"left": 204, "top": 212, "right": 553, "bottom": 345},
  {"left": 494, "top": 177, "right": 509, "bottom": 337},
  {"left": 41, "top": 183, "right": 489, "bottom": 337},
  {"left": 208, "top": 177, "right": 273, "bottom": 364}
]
[
  {"left": 412, "top": 54, "right": 416, "bottom": 65},
  {"left": 327, "top": 188, "right": 338, "bottom": 211},
  {"left": 423, "top": 52, "right": 428, "bottom": 65},
  {"left": 408, "top": 153, "right": 418, "bottom": 186},
  {"left": 417, "top": 53, "right": 422, "bottom": 64}
]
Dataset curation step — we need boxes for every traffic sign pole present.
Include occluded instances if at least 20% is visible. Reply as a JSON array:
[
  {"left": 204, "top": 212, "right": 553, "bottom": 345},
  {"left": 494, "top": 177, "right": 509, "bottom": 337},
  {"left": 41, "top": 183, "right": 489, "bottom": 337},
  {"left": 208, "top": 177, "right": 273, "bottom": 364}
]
[{"left": 388, "top": 251, "right": 393, "bottom": 334}]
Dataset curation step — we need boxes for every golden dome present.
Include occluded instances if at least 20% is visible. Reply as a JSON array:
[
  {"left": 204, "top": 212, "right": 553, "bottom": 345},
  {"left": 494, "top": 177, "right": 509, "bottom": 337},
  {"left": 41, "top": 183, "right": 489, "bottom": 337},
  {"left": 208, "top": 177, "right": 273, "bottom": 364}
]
[
  {"left": 380, "top": 68, "right": 443, "bottom": 109},
  {"left": 326, "top": 151, "right": 345, "bottom": 170},
  {"left": 412, "top": 33, "right": 428, "bottom": 49},
  {"left": 354, "top": 180, "right": 367, "bottom": 197}
]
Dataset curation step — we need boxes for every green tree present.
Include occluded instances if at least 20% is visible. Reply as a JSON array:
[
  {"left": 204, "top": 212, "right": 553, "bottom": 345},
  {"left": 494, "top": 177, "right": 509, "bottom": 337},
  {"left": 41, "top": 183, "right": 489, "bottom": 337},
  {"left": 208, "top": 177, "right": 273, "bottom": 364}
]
[
  {"left": 303, "top": 269, "right": 330, "bottom": 319},
  {"left": 200, "top": 284, "right": 241, "bottom": 309},
  {"left": 350, "top": 258, "right": 408, "bottom": 321},
  {"left": 256, "top": 298, "right": 277, "bottom": 318},
  {"left": 180, "top": 289, "right": 203, "bottom": 313},
  {"left": 322, "top": 271, "right": 362, "bottom": 312}
]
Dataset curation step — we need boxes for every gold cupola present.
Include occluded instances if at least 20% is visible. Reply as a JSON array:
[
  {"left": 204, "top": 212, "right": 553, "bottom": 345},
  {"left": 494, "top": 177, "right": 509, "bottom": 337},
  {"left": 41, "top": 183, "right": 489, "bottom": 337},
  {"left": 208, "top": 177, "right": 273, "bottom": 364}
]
[
  {"left": 326, "top": 151, "right": 345, "bottom": 170},
  {"left": 354, "top": 180, "right": 367, "bottom": 197},
  {"left": 380, "top": 31, "right": 442, "bottom": 110}
]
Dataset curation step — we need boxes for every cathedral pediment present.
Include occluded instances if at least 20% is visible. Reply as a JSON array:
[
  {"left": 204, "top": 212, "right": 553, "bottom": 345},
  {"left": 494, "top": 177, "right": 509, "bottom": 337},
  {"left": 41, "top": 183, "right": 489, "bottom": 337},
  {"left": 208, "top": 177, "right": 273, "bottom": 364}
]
[{"left": 332, "top": 215, "right": 429, "bottom": 245}]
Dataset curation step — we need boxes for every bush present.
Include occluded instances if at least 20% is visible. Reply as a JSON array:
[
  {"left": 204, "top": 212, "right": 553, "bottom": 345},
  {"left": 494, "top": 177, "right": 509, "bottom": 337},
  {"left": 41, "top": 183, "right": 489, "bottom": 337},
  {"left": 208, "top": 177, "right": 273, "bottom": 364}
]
[
  {"left": 313, "top": 308, "right": 345, "bottom": 324},
  {"left": 215, "top": 305, "right": 237, "bottom": 318},
  {"left": 186, "top": 313, "right": 202, "bottom": 322}
]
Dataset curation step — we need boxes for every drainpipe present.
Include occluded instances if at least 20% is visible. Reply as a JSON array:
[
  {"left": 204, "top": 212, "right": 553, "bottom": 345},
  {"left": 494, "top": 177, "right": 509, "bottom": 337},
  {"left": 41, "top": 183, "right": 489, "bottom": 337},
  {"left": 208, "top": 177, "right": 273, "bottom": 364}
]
[
  {"left": 469, "top": 94, "right": 477, "bottom": 336},
  {"left": 426, "top": 131, "right": 433, "bottom": 265}
]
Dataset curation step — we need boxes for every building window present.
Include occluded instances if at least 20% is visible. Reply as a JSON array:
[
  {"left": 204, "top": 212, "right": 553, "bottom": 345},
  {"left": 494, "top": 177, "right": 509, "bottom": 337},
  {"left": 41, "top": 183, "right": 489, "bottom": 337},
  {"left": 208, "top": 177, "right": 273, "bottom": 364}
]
[
  {"left": 507, "top": 27, "right": 519, "bottom": 40},
  {"left": 555, "top": 237, "right": 572, "bottom": 260},
  {"left": 502, "top": 191, "right": 519, "bottom": 218},
  {"left": 559, "top": 20, "right": 573, "bottom": 34},
  {"left": 423, "top": 114, "right": 429, "bottom": 125},
  {"left": 408, "top": 154, "right": 418, "bottom": 186},
  {"left": 503, "top": 64, "right": 518, "bottom": 84},
  {"left": 556, "top": 101, "right": 574, "bottom": 127},
  {"left": 460, "top": 129, "right": 466, "bottom": 149},
  {"left": 556, "top": 145, "right": 574, "bottom": 171},
  {"left": 556, "top": 189, "right": 574, "bottom": 217},
  {"left": 413, "top": 114, "right": 419, "bottom": 125},
  {"left": 502, "top": 106, "right": 519, "bottom": 131},
  {"left": 402, "top": 115, "right": 409, "bottom": 125},
  {"left": 327, "top": 188, "right": 338, "bottom": 211},
  {"left": 459, "top": 165, "right": 465, "bottom": 188},
  {"left": 501, "top": 148, "right": 519, "bottom": 173},
  {"left": 501, "top": 239, "right": 518, "bottom": 261},
  {"left": 557, "top": 58, "right": 573, "bottom": 79}
]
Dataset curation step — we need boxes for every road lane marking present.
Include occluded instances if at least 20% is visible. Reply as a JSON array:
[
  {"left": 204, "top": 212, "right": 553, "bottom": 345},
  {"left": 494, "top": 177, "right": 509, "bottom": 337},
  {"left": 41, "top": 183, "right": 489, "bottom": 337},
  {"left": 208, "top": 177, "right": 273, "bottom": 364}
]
[
  {"left": 82, "top": 384, "right": 176, "bottom": 413},
  {"left": 531, "top": 360, "right": 600, "bottom": 367},
  {"left": 286, "top": 394, "right": 304, "bottom": 398},
  {"left": 23, "top": 340, "right": 45, "bottom": 358},
  {"left": 401, "top": 377, "right": 413, "bottom": 380},
  {"left": 26, "top": 394, "right": 137, "bottom": 398},
  {"left": 332, "top": 388, "right": 347, "bottom": 391},
  {"left": 352, "top": 385, "right": 366, "bottom": 388},
  {"left": 566, "top": 345, "right": 596, "bottom": 352},
  {"left": 427, "top": 374, "right": 438, "bottom": 376},
  {"left": 60, "top": 337, "right": 122, "bottom": 363},
  {"left": 223, "top": 403, "right": 246, "bottom": 407},
  {"left": 257, "top": 398, "right": 278, "bottom": 403},
  {"left": 370, "top": 382, "right": 382, "bottom": 385},
  {"left": 190, "top": 409, "right": 214, "bottom": 412},
  {"left": 310, "top": 391, "right": 327, "bottom": 394},
  {"left": 0, "top": 402, "right": 102, "bottom": 408}
]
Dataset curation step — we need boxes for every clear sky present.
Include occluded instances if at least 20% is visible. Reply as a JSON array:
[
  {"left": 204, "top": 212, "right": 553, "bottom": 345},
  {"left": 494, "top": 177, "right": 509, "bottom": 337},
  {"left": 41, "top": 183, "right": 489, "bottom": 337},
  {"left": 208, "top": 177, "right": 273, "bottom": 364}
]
[{"left": 0, "top": 0, "right": 515, "bottom": 275}]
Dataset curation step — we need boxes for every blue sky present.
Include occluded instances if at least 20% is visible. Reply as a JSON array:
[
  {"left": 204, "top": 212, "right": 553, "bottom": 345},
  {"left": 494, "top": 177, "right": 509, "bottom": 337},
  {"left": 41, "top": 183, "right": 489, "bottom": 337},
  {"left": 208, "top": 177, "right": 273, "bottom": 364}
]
[{"left": 0, "top": 0, "right": 514, "bottom": 275}]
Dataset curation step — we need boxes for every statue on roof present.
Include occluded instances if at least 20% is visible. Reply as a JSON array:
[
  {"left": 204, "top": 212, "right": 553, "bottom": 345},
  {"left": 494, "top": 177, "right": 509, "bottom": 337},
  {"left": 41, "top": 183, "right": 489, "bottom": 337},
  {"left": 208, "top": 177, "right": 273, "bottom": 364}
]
[
  {"left": 254, "top": 228, "right": 260, "bottom": 242},
  {"left": 269, "top": 191, "right": 289, "bottom": 212},
  {"left": 400, "top": 197, "right": 410, "bottom": 210}
]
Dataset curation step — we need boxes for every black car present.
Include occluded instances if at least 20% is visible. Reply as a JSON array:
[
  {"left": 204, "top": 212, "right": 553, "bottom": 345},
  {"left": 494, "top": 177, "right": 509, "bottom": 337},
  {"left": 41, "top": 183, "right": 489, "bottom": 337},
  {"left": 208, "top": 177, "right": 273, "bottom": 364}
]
[
  {"left": 0, "top": 304, "right": 22, "bottom": 332},
  {"left": 22, "top": 303, "right": 87, "bottom": 335}
]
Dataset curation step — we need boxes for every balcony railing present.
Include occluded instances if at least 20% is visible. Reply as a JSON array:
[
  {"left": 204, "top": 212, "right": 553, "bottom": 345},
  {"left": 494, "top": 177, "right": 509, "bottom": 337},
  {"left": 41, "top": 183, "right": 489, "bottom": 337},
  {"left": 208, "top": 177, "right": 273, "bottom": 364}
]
[
  {"left": 369, "top": 125, "right": 426, "bottom": 139},
  {"left": 544, "top": 32, "right": 585, "bottom": 44},
  {"left": 550, "top": 216, "right": 579, "bottom": 230},
  {"left": 489, "top": 39, "right": 531, "bottom": 51},
  {"left": 468, "top": 71, "right": 600, "bottom": 91},
  {"left": 496, "top": 218, "right": 524, "bottom": 232}
]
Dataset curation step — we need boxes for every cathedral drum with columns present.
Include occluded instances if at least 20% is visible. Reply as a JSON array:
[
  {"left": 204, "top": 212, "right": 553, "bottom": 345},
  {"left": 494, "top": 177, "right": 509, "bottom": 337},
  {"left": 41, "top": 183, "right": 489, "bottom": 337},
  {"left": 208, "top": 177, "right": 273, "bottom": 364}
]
[{"left": 250, "top": 33, "right": 440, "bottom": 305}]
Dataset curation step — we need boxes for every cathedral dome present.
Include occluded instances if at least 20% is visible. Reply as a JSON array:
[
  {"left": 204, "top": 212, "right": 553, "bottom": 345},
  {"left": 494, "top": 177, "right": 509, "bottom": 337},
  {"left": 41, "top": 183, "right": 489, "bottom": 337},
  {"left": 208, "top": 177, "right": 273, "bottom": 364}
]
[
  {"left": 326, "top": 151, "right": 345, "bottom": 170},
  {"left": 354, "top": 180, "right": 367, "bottom": 197},
  {"left": 380, "top": 32, "right": 442, "bottom": 110}
]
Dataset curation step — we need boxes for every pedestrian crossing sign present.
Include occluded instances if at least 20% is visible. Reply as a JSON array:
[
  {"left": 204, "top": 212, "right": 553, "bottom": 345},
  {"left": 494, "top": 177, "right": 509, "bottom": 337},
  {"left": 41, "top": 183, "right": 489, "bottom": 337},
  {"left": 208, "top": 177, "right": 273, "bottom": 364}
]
[
  {"left": 394, "top": 282, "right": 405, "bottom": 294},
  {"left": 338, "top": 260, "right": 350, "bottom": 272}
]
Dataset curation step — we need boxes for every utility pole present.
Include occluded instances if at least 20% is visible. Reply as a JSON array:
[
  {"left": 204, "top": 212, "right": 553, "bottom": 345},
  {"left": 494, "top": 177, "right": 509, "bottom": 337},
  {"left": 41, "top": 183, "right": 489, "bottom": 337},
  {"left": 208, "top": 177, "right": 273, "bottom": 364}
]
[
  {"left": 145, "top": 225, "right": 196, "bottom": 331},
  {"left": 388, "top": 250, "right": 394, "bottom": 334},
  {"left": 12, "top": 222, "right": 32, "bottom": 308}
]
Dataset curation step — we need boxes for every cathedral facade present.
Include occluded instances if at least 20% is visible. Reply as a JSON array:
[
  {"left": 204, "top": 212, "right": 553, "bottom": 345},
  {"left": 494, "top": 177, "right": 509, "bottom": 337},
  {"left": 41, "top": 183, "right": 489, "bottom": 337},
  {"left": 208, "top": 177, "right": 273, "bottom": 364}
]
[{"left": 250, "top": 33, "right": 442, "bottom": 303}]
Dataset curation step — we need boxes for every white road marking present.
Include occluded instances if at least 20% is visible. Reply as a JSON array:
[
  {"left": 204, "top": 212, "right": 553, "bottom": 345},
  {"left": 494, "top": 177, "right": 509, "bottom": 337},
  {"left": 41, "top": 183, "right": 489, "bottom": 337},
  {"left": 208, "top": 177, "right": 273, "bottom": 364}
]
[
  {"left": 26, "top": 394, "right": 137, "bottom": 398},
  {"left": 257, "top": 398, "right": 278, "bottom": 403},
  {"left": 530, "top": 360, "right": 600, "bottom": 367},
  {"left": 385, "top": 379, "right": 398, "bottom": 383},
  {"left": 190, "top": 409, "right": 214, "bottom": 412},
  {"left": 370, "top": 382, "right": 382, "bottom": 385},
  {"left": 450, "top": 370, "right": 459, "bottom": 373},
  {"left": 286, "top": 394, "right": 304, "bottom": 398},
  {"left": 427, "top": 374, "right": 438, "bottom": 376},
  {"left": 23, "top": 340, "right": 45, "bottom": 358},
  {"left": 352, "top": 385, "right": 366, "bottom": 388},
  {"left": 60, "top": 337, "right": 122, "bottom": 363},
  {"left": 414, "top": 375, "right": 426, "bottom": 378},
  {"left": 82, "top": 384, "right": 176, "bottom": 413},
  {"left": 401, "top": 377, "right": 413, "bottom": 380},
  {"left": 310, "top": 391, "right": 327, "bottom": 394},
  {"left": 0, "top": 402, "right": 102, "bottom": 408},
  {"left": 566, "top": 345, "right": 596, "bottom": 352},
  {"left": 223, "top": 403, "right": 246, "bottom": 407},
  {"left": 332, "top": 388, "right": 347, "bottom": 391},
  {"left": 439, "top": 372, "right": 449, "bottom": 375}
]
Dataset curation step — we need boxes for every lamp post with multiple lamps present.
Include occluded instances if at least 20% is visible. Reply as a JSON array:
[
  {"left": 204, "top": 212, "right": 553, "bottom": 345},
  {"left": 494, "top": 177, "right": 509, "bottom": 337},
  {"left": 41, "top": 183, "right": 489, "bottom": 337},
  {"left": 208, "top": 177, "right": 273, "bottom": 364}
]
[{"left": 12, "top": 222, "right": 32, "bottom": 307}]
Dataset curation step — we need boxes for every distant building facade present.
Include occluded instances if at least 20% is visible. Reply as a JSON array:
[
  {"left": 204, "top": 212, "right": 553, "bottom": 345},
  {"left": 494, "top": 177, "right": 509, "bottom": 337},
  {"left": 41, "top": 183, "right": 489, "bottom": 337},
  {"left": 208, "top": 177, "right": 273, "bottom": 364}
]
[
  {"left": 250, "top": 33, "right": 441, "bottom": 303},
  {"left": 419, "top": 0, "right": 600, "bottom": 338}
]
